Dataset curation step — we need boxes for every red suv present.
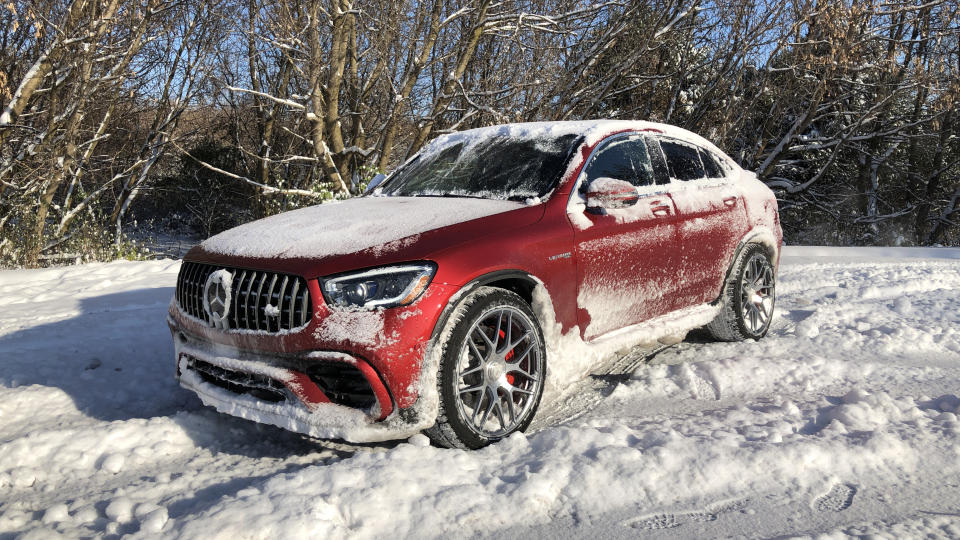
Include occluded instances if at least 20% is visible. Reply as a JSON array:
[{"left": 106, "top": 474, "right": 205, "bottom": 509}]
[{"left": 168, "top": 120, "right": 781, "bottom": 449}]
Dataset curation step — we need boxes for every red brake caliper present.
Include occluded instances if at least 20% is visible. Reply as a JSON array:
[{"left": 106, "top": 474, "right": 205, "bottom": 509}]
[{"left": 498, "top": 329, "right": 516, "bottom": 385}]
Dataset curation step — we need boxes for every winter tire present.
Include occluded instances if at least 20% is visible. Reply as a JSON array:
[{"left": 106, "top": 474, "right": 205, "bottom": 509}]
[
  {"left": 706, "top": 243, "right": 776, "bottom": 341},
  {"left": 426, "top": 287, "right": 546, "bottom": 449}
]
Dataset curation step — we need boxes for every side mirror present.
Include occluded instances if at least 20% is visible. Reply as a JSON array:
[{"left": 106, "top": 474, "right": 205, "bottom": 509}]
[
  {"left": 364, "top": 173, "right": 387, "bottom": 194},
  {"left": 585, "top": 178, "right": 639, "bottom": 210}
]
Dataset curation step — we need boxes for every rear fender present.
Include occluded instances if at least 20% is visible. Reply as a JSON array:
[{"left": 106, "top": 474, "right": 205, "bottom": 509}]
[{"left": 713, "top": 227, "right": 781, "bottom": 304}]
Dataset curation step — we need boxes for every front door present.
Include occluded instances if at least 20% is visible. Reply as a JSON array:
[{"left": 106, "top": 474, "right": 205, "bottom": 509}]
[{"left": 569, "top": 134, "right": 683, "bottom": 340}]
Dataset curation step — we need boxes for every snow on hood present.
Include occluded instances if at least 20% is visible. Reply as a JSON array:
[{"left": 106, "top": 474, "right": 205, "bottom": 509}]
[{"left": 199, "top": 196, "right": 525, "bottom": 259}]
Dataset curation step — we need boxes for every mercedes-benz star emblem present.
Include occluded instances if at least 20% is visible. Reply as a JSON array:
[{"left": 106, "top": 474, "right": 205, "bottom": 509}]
[{"left": 203, "top": 270, "right": 233, "bottom": 329}]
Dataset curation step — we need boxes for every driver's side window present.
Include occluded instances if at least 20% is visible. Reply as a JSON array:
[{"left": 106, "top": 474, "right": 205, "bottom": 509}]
[{"left": 581, "top": 136, "right": 654, "bottom": 192}]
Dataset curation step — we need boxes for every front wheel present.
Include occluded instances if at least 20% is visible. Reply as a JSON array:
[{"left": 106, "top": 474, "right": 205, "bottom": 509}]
[
  {"left": 706, "top": 244, "right": 776, "bottom": 341},
  {"left": 426, "top": 287, "right": 546, "bottom": 449}
]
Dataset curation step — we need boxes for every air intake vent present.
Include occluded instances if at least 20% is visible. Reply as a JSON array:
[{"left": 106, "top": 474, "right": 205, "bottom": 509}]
[
  {"left": 306, "top": 362, "right": 377, "bottom": 409},
  {"left": 186, "top": 356, "right": 287, "bottom": 403},
  {"left": 176, "top": 261, "right": 312, "bottom": 332}
]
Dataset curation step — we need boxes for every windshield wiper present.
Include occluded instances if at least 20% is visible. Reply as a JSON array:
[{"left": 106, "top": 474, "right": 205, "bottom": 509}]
[{"left": 412, "top": 193, "right": 493, "bottom": 200}]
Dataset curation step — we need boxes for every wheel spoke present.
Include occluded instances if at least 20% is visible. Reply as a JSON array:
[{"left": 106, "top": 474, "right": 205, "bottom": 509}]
[
  {"left": 473, "top": 324, "right": 495, "bottom": 350},
  {"left": 755, "top": 266, "right": 770, "bottom": 288},
  {"left": 508, "top": 328, "right": 528, "bottom": 350},
  {"left": 513, "top": 365, "right": 539, "bottom": 383},
  {"left": 459, "top": 384, "right": 483, "bottom": 395},
  {"left": 478, "top": 390, "right": 496, "bottom": 428},
  {"left": 467, "top": 339, "right": 486, "bottom": 363},
  {"left": 472, "top": 388, "right": 489, "bottom": 424},
  {"left": 493, "top": 399, "right": 506, "bottom": 430},
  {"left": 511, "top": 386, "right": 534, "bottom": 396},
  {"left": 503, "top": 391, "right": 517, "bottom": 424},
  {"left": 508, "top": 342, "right": 534, "bottom": 365},
  {"left": 460, "top": 363, "right": 483, "bottom": 378},
  {"left": 502, "top": 312, "right": 512, "bottom": 353},
  {"left": 756, "top": 301, "right": 768, "bottom": 321}
]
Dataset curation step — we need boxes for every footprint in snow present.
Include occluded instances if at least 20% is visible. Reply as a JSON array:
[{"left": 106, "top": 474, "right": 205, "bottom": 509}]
[
  {"left": 627, "top": 498, "right": 749, "bottom": 530},
  {"left": 813, "top": 483, "right": 857, "bottom": 512}
]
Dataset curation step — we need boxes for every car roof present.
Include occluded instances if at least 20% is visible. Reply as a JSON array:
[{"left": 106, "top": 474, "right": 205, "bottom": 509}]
[{"left": 426, "top": 120, "right": 731, "bottom": 164}]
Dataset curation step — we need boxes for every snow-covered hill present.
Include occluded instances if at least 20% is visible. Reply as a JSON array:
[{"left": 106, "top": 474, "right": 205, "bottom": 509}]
[{"left": 1, "top": 247, "right": 959, "bottom": 538}]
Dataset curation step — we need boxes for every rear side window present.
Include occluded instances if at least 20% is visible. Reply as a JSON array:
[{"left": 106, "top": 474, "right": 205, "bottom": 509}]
[
  {"left": 660, "top": 140, "right": 705, "bottom": 181},
  {"left": 582, "top": 137, "right": 654, "bottom": 189},
  {"left": 699, "top": 149, "right": 725, "bottom": 178}
]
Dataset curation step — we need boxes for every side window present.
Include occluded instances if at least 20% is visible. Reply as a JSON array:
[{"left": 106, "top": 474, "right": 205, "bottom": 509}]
[
  {"left": 699, "top": 149, "right": 725, "bottom": 179},
  {"left": 660, "top": 140, "right": 705, "bottom": 181},
  {"left": 582, "top": 136, "right": 654, "bottom": 190}
]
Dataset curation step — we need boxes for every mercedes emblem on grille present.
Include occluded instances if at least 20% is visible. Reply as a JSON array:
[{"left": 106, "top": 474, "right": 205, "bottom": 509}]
[{"left": 203, "top": 269, "right": 233, "bottom": 330}]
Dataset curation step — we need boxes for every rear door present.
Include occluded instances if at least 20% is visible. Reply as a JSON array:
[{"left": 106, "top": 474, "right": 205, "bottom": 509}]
[
  {"left": 569, "top": 134, "right": 683, "bottom": 340},
  {"left": 654, "top": 137, "right": 748, "bottom": 307}
]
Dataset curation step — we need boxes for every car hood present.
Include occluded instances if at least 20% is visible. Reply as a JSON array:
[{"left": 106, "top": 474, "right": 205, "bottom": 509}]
[{"left": 190, "top": 196, "right": 540, "bottom": 276}]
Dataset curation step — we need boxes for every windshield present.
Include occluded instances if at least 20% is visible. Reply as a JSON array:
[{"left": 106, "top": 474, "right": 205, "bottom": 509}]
[{"left": 376, "top": 133, "right": 581, "bottom": 200}]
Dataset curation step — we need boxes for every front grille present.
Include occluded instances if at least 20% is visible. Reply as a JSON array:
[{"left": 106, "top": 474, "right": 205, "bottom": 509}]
[
  {"left": 187, "top": 357, "right": 287, "bottom": 403},
  {"left": 306, "top": 362, "right": 377, "bottom": 409},
  {"left": 177, "top": 261, "right": 312, "bottom": 332}
]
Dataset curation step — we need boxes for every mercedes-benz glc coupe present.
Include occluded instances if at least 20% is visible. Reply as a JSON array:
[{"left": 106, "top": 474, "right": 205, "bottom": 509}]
[{"left": 168, "top": 120, "right": 782, "bottom": 449}]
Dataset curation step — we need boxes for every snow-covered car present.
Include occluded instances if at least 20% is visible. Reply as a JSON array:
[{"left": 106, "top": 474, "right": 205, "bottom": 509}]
[{"left": 168, "top": 120, "right": 782, "bottom": 449}]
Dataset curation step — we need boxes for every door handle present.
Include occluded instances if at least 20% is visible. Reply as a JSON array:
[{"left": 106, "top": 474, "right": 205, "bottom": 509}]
[
  {"left": 723, "top": 196, "right": 738, "bottom": 207},
  {"left": 649, "top": 200, "right": 672, "bottom": 216}
]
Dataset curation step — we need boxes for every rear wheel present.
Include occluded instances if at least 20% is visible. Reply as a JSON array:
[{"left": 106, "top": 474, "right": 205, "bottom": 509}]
[
  {"left": 426, "top": 287, "right": 546, "bottom": 449},
  {"left": 706, "top": 244, "right": 776, "bottom": 341}
]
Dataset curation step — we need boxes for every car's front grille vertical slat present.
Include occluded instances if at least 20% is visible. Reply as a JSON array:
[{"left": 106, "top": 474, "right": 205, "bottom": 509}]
[
  {"left": 245, "top": 271, "right": 258, "bottom": 329},
  {"left": 253, "top": 272, "right": 267, "bottom": 331},
  {"left": 265, "top": 274, "right": 279, "bottom": 332},
  {"left": 241, "top": 270, "right": 253, "bottom": 328},
  {"left": 181, "top": 262, "right": 193, "bottom": 316},
  {"left": 197, "top": 263, "right": 208, "bottom": 324},
  {"left": 299, "top": 284, "right": 309, "bottom": 327},
  {"left": 189, "top": 262, "right": 203, "bottom": 322},
  {"left": 288, "top": 278, "right": 300, "bottom": 330},
  {"left": 276, "top": 275, "right": 289, "bottom": 331},
  {"left": 230, "top": 270, "right": 247, "bottom": 328},
  {"left": 176, "top": 264, "right": 186, "bottom": 310},
  {"left": 175, "top": 262, "right": 311, "bottom": 333}
]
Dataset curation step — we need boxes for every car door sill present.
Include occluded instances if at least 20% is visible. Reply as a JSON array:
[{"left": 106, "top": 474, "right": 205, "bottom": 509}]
[{"left": 588, "top": 303, "right": 721, "bottom": 348}]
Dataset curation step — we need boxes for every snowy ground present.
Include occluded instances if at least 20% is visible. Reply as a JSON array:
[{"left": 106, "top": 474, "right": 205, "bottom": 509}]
[{"left": 1, "top": 246, "right": 959, "bottom": 538}]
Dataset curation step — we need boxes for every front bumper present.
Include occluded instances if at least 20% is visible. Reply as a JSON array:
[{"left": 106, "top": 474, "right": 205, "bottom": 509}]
[
  {"left": 173, "top": 331, "right": 433, "bottom": 442},
  {"left": 167, "top": 280, "right": 459, "bottom": 442}
]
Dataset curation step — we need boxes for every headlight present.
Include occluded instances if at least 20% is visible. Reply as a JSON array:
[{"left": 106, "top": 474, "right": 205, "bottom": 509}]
[{"left": 320, "top": 263, "right": 436, "bottom": 309}]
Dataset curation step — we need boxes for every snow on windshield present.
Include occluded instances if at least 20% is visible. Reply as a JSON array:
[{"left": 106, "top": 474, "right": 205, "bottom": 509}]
[{"left": 377, "top": 133, "right": 580, "bottom": 200}]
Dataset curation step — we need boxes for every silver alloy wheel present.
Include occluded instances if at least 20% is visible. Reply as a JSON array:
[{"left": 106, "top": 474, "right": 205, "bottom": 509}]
[
  {"left": 740, "top": 252, "right": 775, "bottom": 334},
  {"left": 454, "top": 306, "right": 544, "bottom": 438}
]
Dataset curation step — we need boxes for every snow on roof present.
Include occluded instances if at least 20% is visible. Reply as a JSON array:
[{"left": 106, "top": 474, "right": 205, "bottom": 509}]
[{"left": 428, "top": 119, "right": 726, "bottom": 157}]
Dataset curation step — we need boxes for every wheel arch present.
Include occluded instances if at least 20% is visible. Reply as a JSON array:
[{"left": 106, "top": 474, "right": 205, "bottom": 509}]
[
  {"left": 429, "top": 270, "right": 541, "bottom": 342},
  {"left": 715, "top": 227, "right": 781, "bottom": 303}
]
